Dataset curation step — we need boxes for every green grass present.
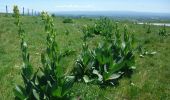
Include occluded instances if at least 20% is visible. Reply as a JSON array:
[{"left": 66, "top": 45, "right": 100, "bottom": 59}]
[{"left": 0, "top": 14, "right": 170, "bottom": 100}]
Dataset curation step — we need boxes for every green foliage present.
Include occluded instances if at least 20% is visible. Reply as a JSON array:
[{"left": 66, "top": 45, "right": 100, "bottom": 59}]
[
  {"left": 80, "top": 17, "right": 114, "bottom": 41},
  {"left": 74, "top": 21, "right": 136, "bottom": 85},
  {"left": 13, "top": 5, "right": 33, "bottom": 80},
  {"left": 51, "top": 14, "right": 55, "bottom": 17},
  {"left": 94, "top": 17, "right": 114, "bottom": 38},
  {"left": 81, "top": 17, "right": 114, "bottom": 41},
  {"left": 159, "top": 25, "right": 168, "bottom": 37},
  {"left": 146, "top": 24, "right": 151, "bottom": 33},
  {"left": 65, "top": 29, "right": 69, "bottom": 35},
  {"left": 63, "top": 18, "right": 73, "bottom": 23},
  {"left": 74, "top": 43, "right": 94, "bottom": 82},
  {"left": 1, "top": 9, "right": 170, "bottom": 100},
  {"left": 13, "top": 7, "right": 74, "bottom": 100},
  {"left": 82, "top": 25, "right": 94, "bottom": 41}
]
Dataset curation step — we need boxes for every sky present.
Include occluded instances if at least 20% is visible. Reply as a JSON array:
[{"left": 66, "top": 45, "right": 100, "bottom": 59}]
[{"left": 0, "top": 0, "right": 170, "bottom": 13}]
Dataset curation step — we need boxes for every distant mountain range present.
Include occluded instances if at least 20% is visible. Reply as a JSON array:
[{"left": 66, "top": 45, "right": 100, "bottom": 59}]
[{"left": 53, "top": 11, "right": 170, "bottom": 18}]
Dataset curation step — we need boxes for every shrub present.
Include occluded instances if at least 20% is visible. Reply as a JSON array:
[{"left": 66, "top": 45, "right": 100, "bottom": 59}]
[
  {"left": 82, "top": 25, "right": 94, "bottom": 40},
  {"left": 65, "top": 29, "right": 69, "bottom": 35},
  {"left": 63, "top": 18, "right": 73, "bottom": 23},
  {"left": 13, "top": 6, "right": 75, "bottom": 100},
  {"left": 51, "top": 14, "right": 55, "bottom": 17},
  {"left": 81, "top": 17, "right": 114, "bottom": 40},
  {"left": 146, "top": 24, "right": 151, "bottom": 33},
  {"left": 94, "top": 17, "right": 114, "bottom": 38},
  {"left": 74, "top": 23, "right": 136, "bottom": 86},
  {"left": 159, "top": 24, "right": 168, "bottom": 37}
]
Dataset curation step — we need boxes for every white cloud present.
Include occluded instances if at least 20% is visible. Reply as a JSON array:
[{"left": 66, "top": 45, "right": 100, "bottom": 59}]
[{"left": 56, "top": 4, "right": 94, "bottom": 9}]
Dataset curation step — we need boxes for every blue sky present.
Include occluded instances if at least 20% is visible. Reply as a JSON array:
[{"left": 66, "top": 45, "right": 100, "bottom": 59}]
[{"left": 0, "top": 0, "right": 170, "bottom": 13}]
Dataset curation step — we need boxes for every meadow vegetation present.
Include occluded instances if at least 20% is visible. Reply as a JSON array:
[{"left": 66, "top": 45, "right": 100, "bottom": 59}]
[{"left": 0, "top": 6, "right": 170, "bottom": 100}]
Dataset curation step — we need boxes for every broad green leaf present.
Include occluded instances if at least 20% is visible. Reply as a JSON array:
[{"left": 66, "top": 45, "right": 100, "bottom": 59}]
[
  {"left": 92, "top": 69, "right": 103, "bottom": 81},
  {"left": 109, "top": 59, "right": 126, "bottom": 74},
  {"left": 14, "top": 85, "right": 26, "bottom": 100},
  {"left": 62, "top": 76, "right": 75, "bottom": 96},
  {"left": 107, "top": 73, "right": 121, "bottom": 80},
  {"left": 83, "top": 75, "right": 91, "bottom": 83},
  {"left": 33, "top": 89, "right": 40, "bottom": 100},
  {"left": 149, "top": 51, "right": 157, "bottom": 55},
  {"left": 130, "top": 66, "right": 136, "bottom": 70},
  {"left": 52, "top": 86, "right": 62, "bottom": 98}
]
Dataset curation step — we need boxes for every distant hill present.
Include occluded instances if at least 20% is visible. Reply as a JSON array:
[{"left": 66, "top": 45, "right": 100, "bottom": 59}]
[{"left": 54, "top": 11, "right": 170, "bottom": 18}]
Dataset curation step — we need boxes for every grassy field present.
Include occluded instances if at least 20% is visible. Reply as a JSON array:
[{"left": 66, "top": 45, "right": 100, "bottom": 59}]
[{"left": 0, "top": 14, "right": 170, "bottom": 100}]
